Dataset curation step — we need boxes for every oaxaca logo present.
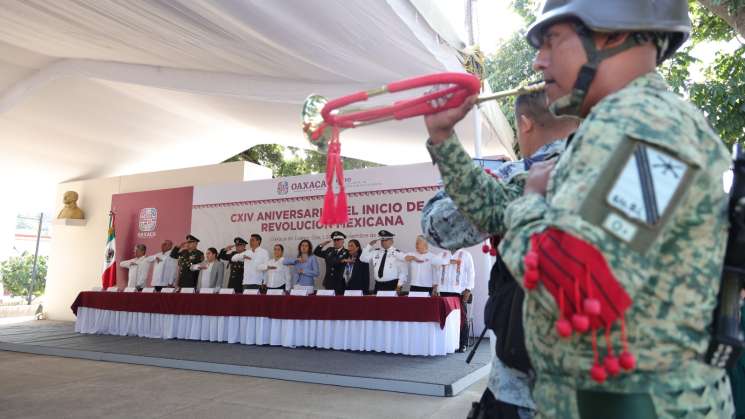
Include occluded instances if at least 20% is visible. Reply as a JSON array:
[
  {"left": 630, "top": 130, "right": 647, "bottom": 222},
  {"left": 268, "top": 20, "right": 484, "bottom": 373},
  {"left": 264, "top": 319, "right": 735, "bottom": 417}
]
[
  {"left": 138, "top": 207, "right": 158, "bottom": 233},
  {"left": 289, "top": 178, "right": 352, "bottom": 192},
  {"left": 276, "top": 181, "right": 289, "bottom": 195}
]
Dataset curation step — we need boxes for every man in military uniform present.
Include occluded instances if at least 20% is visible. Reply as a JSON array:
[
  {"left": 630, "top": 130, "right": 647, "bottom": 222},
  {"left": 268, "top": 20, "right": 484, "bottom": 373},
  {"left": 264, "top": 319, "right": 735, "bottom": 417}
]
[
  {"left": 360, "top": 230, "right": 407, "bottom": 292},
  {"left": 314, "top": 231, "right": 350, "bottom": 294},
  {"left": 170, "top": 234, "right": 204, "bottom": 289},
  {"left": 219, "top": 237, "right": 247, "bottom": 293},
  {"left": 424, "top": 92, "right": 578, "bottom": 418},
  {"left": 424, "top": 1, "right": 733, "bottom": 417}
]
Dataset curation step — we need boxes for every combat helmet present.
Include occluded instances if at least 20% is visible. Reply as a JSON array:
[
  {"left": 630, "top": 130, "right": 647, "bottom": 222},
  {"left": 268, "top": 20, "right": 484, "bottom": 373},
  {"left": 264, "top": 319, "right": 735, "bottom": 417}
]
[{"left": 525, "top": 0, "right": 691, "bottom": 116}]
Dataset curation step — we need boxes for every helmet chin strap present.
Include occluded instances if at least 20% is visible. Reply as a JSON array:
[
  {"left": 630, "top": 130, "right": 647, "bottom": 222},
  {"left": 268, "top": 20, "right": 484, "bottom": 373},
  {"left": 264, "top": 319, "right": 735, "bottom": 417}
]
[{"left": 550, "top": 28, "right": 643, "bottom": 117}]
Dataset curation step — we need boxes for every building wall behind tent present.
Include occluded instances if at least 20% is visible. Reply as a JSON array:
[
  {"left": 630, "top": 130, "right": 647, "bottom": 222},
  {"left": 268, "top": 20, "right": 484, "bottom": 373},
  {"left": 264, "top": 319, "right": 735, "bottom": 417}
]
[{"left": 45, "top": 161, "right": 270, "bottom": 321}]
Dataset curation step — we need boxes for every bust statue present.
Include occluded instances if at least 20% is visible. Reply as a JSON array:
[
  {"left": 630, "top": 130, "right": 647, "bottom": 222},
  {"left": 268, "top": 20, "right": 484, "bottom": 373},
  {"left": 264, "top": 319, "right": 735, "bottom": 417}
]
[{"left": 57, "top": 191, "right": 85, "bottom": 219}]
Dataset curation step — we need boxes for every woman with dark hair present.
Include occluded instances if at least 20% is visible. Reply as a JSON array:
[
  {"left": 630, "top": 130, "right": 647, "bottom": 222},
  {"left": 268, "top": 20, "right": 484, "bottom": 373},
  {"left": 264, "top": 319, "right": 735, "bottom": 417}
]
[
  {"left": 259, "top": 244, "right": 291, "bottom": 292},
  {"left": 192, "top": 247, "right": 225, "bottom": 290},
  {"left": 337, "top": 239, "right": 370, "bottom": 294},
  {"left": 283, "top": 239, "right": 319, "bottom": 291}
]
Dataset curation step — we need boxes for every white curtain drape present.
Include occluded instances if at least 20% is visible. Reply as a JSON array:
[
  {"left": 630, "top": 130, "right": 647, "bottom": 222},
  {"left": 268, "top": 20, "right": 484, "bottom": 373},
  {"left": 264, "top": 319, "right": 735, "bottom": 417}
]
[{"left": 75, "top": 307, "right": 461, "bottom": 356}]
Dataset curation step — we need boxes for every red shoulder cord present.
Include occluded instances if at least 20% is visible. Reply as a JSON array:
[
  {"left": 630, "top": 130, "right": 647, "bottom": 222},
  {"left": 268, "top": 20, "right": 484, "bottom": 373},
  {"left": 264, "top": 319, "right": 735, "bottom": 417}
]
[{"left": 522, "top": 228, "right": 636, "bottom": 383}]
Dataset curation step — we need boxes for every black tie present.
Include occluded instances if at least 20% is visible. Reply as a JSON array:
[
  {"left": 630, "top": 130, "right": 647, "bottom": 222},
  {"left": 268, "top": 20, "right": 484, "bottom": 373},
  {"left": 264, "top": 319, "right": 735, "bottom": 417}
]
[{"left": 378, "top": 249, "right": 387, "bottom": 278}]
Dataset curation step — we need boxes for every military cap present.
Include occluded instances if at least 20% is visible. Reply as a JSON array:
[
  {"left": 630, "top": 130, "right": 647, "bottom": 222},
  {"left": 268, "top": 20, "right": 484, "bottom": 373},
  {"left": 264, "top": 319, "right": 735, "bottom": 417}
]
[
  {"left": 330, "top": 231, "right": 346, "bottom": 240},
  {"left": 378, "top": 230, "right": 395, "bottom": 239},
  {"left": 234, "top": 237, "right": 248, "bottom": 245},
  {"left": 186, "top": 234, "right": 200, "bottom": 243}
]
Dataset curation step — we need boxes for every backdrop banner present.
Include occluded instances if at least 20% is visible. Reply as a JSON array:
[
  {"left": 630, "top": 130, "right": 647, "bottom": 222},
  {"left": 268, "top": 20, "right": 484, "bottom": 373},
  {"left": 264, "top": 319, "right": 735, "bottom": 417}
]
[
  {"left": 111, "top": 163, "right": 490, "bottom": 334},
  {"left": 111, "top": 186, "right": 194, "bottom": 287},
  {"left": 191, "top": 164, "right": 442, "bottom": 258}
]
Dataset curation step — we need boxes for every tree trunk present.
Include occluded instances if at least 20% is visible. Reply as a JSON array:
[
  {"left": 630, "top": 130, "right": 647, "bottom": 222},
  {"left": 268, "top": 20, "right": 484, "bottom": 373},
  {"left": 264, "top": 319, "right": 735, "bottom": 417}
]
[{"left": 697, "top": 0, "right": 745, "bottom": 38}]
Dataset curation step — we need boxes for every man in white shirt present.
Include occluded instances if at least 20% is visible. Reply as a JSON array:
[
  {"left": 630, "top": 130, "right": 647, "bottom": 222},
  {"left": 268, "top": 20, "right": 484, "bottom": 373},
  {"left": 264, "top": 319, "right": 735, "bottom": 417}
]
[
  {"left": 435, "top": 248, "right": 475, "bottom": 352},
  {"left": 396, "top": 235, "right": 444, "bottom": 295},
  {"left": 146, "top": 239, "right": 178, "bottom": 291},
  {"left": 231, "top": 233, "right": 269, "bottom": 290},
  {"left": 360, "top": 230, "right": 407, "bottom": 292},
  {"left": 120, "top": 244, "right": 152, "bottom": 291}
]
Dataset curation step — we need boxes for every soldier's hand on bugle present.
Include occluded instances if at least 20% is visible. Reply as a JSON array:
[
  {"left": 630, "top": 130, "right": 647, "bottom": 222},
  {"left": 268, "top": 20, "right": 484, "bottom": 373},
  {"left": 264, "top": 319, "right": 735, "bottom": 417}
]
[{"left": 424, "top": 94, "right": 478, "bottom": 145}]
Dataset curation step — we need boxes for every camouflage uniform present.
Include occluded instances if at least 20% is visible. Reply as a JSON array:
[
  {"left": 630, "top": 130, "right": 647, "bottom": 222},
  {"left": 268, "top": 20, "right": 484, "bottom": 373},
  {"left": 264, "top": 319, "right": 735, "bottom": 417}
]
[
  {"left": 170, "top": 246, "right": 204, "bottom": 288},
  {"left": 422, "top": 140, "right": 564, "bottom": 417},
  {"left": 430, "top": 72, "right": 733, "bottom": 417}
]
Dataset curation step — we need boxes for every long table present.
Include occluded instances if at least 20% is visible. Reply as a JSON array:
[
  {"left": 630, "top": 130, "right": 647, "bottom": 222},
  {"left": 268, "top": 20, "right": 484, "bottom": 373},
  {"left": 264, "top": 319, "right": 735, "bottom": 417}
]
[{"left": 71, "top": 292, "right": 461, "bottom": 356}]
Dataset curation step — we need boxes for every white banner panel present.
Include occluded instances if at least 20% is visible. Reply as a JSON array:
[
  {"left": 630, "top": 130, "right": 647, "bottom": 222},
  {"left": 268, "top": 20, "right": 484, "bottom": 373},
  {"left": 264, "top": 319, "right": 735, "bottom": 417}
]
[
  {"left": 190, "top": 162, "right": 489, "bottom": 334},
  {"left": 193, "top": 163, "right": 441, "bottom": 205},
  {"left": 192, "top": 163, "right": 441, "bottom": 254}
]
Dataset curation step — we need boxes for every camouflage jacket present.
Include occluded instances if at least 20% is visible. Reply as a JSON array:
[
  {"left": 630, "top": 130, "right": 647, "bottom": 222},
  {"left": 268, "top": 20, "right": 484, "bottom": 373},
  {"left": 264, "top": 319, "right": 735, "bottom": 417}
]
[
  {"left": 422, "top": 139, "right": 565, "bottom": 251},
  {"left": 430, "top": 72, "right": 732, "bottom": 417}
]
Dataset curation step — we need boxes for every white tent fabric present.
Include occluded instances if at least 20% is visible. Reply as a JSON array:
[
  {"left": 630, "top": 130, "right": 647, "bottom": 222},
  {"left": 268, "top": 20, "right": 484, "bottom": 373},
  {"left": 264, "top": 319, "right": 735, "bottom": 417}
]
[{"left": 0, "top": 0, "right": 514, "bottom": 209}]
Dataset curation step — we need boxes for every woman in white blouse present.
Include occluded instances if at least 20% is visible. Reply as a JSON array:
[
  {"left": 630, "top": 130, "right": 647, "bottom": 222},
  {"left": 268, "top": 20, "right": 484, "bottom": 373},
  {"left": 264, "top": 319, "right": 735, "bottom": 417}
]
[
  {"left": 192, "top": 247, "right": 225, "bottom": 290},
  {"left": 260, "top": 244, "right": 291, "bottom": 292}
]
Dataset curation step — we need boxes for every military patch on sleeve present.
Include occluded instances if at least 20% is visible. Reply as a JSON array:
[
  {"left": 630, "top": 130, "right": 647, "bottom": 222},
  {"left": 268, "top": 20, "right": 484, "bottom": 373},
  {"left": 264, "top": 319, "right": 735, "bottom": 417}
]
[
  {"left": 578, "top": 137, "right": 697, "bottom": 254},
  {"left": 606, "top": 143, "right": 688, "bottom": 226}
]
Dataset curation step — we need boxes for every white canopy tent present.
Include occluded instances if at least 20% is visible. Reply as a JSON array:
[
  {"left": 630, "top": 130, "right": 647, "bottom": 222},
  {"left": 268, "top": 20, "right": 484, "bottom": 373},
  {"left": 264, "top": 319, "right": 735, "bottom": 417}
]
[{"left": 0, "top": 0, "right": 515, "bottom": 212}]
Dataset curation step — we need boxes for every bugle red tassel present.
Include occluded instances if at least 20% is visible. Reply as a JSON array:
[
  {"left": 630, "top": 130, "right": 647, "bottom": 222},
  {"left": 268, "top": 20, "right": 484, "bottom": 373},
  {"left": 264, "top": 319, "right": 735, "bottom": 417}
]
[{"left": 319, "top": 128, "right": 349, "bottom": 226}]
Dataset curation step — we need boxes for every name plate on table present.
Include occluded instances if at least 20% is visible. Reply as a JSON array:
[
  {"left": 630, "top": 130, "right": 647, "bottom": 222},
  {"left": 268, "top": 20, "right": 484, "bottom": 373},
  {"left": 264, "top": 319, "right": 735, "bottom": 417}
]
[
  {"left": 160, "top": 288, "right": 175, "bottom": 293},
  {"left": 344, "top": 290, "right": 363, "bottom": 296},
  {"left": 243, "top": 289, "right": 260, "bottom": 295},
  {"left": 376, "top": 291, "right": 398, "bottom": 297},
  {"left": 199, "top": 288, "right": 216, "bottom": 294},
  {"left": 290, "top": 289, "right": 310, "bottom": 296},
  {"left": 142, "top": 287, "right": 155, "bottom": 293},
  {"left": 107, "top": 287, "right": 119, "bottom": 292},
  {"left": 266, "top": 289, "right": 285, "bottom": 295},
  {"left": 180, "top": 288, "right": 195, "bottom": 294},
  {"left": 408, "top": 291, "right": 430, "bottom": 298},
  {"left": 316, "top": 289, "right": 335, "bottom": 296},
  {"left": 219, "top": 288, "right": 235, "bottom": 295},
  {"left": 91, "top": 286, "right": 103, "bottom": 292}
]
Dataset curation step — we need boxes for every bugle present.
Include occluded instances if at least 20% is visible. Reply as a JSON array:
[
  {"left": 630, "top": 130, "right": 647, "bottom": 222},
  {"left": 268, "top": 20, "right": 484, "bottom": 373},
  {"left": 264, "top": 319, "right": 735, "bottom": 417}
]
[{"left": 302, "top": 72, "right": 545, "bottom": 148}]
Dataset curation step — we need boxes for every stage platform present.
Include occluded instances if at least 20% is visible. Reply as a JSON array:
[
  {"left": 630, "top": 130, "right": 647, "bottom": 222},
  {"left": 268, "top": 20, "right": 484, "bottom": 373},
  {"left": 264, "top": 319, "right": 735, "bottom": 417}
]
[{"left": 0, "top": 320, "right": 491, "bottom": 397}]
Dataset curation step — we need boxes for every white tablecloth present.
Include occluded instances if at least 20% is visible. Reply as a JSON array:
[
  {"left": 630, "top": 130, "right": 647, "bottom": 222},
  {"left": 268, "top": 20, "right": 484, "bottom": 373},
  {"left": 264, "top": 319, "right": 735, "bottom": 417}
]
[{"left": 75, "top": 307, "right": 461, "bottom": 356}]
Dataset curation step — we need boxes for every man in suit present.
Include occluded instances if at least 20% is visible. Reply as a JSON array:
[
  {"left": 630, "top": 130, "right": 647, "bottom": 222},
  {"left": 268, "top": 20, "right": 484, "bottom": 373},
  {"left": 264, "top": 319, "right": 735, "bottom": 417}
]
[{"left": 314, "top": 231, "right": 350, "bottom": 294}]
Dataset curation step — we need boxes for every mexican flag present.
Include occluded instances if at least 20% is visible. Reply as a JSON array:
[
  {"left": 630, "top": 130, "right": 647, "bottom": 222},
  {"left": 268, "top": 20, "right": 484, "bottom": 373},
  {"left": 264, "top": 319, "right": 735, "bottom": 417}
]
[{"left": 101, "top": 212, "right": 117, "bottom": 288}]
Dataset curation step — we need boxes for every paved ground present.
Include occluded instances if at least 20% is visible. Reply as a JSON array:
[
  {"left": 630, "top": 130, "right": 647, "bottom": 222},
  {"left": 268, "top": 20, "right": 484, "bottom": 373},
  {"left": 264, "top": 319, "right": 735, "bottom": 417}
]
[
  {"left": 0, "top": 350, "right": 485, "bottom": 419},
  {"left": 0, "top": 320, "right": 491, "bottom": 392}
]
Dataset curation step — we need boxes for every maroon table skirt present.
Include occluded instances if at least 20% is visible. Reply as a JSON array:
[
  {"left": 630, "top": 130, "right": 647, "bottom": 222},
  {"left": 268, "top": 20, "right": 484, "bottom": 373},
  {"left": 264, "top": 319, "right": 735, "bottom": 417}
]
[{"left": 71, "top": 292, "right": 461, "bottom": 329}]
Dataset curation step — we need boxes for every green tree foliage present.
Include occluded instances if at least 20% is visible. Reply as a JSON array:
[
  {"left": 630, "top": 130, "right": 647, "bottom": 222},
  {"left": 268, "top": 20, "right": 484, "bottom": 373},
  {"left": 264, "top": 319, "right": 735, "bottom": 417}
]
[
  {"left": 0, "top": 253, "right": 47, "bottom": 298},
  {"left": 661, "top": 1, "right": 745, "bottom": 147},
  {"left": 224, "top": 144, "right": 382, "bottom": 178},
  {"left": 484, "top": 32, "right": 536, "bottom": 132},
  {"left": 697, "top": 0, "right": 745, "bottom": 39},
  {"left": 484, "top": 1, "right": 538, "bottom": 134},
  {"left": 485, "top": 0, "right": 744, "bottom": 147}
]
